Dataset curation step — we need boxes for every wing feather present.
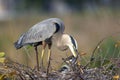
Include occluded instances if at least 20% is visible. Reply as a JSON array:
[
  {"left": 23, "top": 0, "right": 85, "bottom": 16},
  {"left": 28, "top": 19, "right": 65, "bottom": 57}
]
[{"left": 22, "top": 21, "right": 56, "bottom": 44}]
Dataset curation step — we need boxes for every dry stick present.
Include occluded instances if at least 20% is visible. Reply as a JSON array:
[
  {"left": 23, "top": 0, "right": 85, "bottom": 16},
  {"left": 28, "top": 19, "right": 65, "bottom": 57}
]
[
  {"left": 18, "top": 75, "right": 25, "bottom": 80},
  {"left": 13, "top": 65, "right": 26, "bottom": 80},
  {"left": 75, "top": 72, "right": 84, "bottom": 80},
  {"left": 14, "top": 63, "right": 36, "bottom": 80}
]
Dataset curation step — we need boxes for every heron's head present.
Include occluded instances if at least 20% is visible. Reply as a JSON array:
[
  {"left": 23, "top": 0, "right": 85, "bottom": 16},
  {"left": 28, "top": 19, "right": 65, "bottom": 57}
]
[{"left": 62, "top": 34, "right": 79, "bottom": 60}]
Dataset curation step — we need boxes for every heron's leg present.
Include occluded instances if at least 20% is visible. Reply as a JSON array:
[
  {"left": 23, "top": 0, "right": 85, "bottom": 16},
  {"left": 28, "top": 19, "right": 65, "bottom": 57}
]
[
  {"left": 34, "top": 46, "right": 39, "bottom": 71},
  {"left": 47, "top": 43, "right": 52, "bottom": 75},
  {"left": 40, "top": 41, "right": 46, "bottom": 68}
]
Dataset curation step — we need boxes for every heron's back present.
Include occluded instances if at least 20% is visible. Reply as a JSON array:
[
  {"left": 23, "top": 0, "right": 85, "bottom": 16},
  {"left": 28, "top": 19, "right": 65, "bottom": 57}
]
[{"left": 14, "top": 18, "right": 65, "bottom": 49}]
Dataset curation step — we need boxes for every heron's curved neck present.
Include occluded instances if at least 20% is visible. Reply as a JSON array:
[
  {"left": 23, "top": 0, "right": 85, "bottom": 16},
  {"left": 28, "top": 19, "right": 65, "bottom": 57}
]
[{"left": 54, "top": 34, "right": 70, "bottom": 50}]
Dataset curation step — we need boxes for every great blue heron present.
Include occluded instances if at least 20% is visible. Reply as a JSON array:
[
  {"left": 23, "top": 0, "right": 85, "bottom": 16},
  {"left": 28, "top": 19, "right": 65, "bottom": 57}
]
[{"left": 14, "top": 18, "right": 79, "bottom": 71}]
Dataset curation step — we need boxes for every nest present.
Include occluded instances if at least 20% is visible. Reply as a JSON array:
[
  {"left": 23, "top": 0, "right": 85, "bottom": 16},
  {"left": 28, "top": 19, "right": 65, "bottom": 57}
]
[{"left": 0, "top": 57, "right": 119, "bottom": 80}]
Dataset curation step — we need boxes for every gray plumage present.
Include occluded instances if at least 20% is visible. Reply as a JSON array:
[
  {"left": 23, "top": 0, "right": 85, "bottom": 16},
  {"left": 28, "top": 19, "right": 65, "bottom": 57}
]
[
  {"left": 14, "top": 18, "right": 65, "bottom": 49},
  {"left": 14, "top": 18, "right": 79, "bottom": 71}
]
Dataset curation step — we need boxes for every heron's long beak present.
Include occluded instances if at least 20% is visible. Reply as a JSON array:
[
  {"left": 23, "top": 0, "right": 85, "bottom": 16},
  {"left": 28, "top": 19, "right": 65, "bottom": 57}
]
[{"left": 68, "top": 45, "right": 79, "bottom": 59}]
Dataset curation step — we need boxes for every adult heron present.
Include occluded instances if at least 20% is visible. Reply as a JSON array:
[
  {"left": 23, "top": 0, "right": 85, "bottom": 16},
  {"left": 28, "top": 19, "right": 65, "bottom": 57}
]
[{"left": 14, "top": 18, "right": 79, "bottom": 71}]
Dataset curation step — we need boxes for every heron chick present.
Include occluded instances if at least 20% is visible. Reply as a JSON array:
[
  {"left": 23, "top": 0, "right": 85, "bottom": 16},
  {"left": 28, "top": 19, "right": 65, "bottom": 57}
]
[{"left": 14, "top": 18, "right": 79, "bottom": 72}]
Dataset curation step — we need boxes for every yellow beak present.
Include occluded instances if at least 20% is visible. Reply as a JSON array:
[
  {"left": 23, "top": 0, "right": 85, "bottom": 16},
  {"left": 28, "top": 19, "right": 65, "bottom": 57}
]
[{"left": 69, "top": 45, "right": 79, "bottom": 58}]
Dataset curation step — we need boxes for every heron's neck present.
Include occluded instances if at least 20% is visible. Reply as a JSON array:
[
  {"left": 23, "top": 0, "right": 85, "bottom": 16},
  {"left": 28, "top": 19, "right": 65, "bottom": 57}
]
[
  {"left": 52, "top": 34, "right": 62, "bottom": 45},
  {"left": 53, "top": 34, "right": 70, "bottom": 50}
]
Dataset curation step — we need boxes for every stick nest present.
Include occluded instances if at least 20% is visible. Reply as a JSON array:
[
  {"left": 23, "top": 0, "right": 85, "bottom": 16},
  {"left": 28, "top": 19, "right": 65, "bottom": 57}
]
[{"left": 0, "top": 57, "right": 119, "bottom": 80}]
